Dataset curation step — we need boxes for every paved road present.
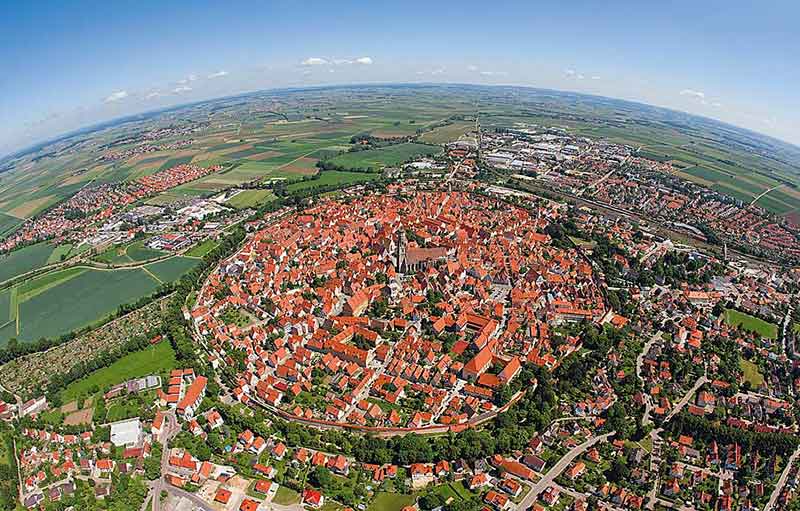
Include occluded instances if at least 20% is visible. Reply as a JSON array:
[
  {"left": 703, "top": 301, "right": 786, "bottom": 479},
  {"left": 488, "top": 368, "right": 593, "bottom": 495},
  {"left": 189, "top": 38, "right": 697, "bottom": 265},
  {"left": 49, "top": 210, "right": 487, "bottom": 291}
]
[
  {"left": 664, "top": 375, "right": 708, "bottom": 423},
  {"left": 780, "top": 304, "right": 795, "bottom": 362},
  {"left": 148, "top": 411, "right": 180, "bottom": 511},
  {"left": 159, "top": 485, "right": 216, "bottom": 511},
  {"left": 764, "top": 445, "right": 800, "bottom": 511},
  {"left": 636, "top": 332, "right": 661, "bottom": 426},
  {"left": 515, "top": 432, "right": 615, "bottom": 510}
]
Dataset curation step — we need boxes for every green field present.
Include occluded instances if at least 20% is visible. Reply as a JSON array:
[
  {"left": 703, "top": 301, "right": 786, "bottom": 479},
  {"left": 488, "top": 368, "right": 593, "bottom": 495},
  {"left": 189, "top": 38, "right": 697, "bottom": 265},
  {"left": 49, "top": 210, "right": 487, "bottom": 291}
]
[
  {"left": 46, "top": 244, "right": 73, "bottom": 264},
  {"left": 93, "top": 245, "right": 130, "bottom": 265},
  {"left": 234, "top": 158, "right": 318, "bottom": 178},
  {"left": 419, "top": 121, "right": 474, "bottom": 144},
  {"left": 0, "top": 256, "right": 201, "bottom": 345},
  {"left": 724, "top": 309, "right": 778, "bottom": 339},
  {"left": 158, "top": 155, "right": 194, "bottom": 171},
  {"left": 127, "top": 240, "right": 167, "bottom": 262},
  {"left": 226, "top": 189, "right": 277, "bottom": 209},
  {"left": 170, "top": 150, "right": 322, "bottom": 195},
  {"left": 0, "top": 212, "right": 20, "bottom": 236},
  {"left": 144, "top": 256, "right": 200, "bottom": 283},
  {"left": 13, "top": 268, "right": 162, "bottom": 342},
  {"left": 16, "top": 266, "right": 86, "bottom": 303},
  {"left": 95, "top": 239, "right": 167, "bottom": 265},
  {"left": 0, "top": 242, "right": 61, "bottom": 284},
  {"left": 367, "top": 492, "right": 415, "bottom": 511},
  {"left": 286, "top": 171, "right": 379, "bottom": 193},
  {"left": 60, "top": 342, "right": 177, "bottom": 402},
  {"left": 185, "top": 239, "right": 219, "bottom": 258},
  {"left": 0, "top": 289, "right": 10, "bottom": 325},
  {"left": 739, "top": 358, "right": 765, "bottom": 388},
  {"left": 272, "top": 487, "right": 301, "bottom": 506},
  {"left": 327, "top": 143, "right": 441, "bottom": 171}
]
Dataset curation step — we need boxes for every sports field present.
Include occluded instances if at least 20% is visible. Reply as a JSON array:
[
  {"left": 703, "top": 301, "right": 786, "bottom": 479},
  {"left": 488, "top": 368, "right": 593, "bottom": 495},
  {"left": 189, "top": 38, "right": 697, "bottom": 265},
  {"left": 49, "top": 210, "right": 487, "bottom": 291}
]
[{"left": 724, "top": 309, "right": 778, "bottom": 339}]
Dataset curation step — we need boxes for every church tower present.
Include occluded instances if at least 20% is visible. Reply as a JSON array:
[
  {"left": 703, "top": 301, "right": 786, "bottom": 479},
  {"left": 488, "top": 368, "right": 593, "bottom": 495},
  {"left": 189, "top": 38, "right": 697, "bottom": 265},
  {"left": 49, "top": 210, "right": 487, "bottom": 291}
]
[{"left": 397, "top": 231, "right": 408, "bottom": 273}]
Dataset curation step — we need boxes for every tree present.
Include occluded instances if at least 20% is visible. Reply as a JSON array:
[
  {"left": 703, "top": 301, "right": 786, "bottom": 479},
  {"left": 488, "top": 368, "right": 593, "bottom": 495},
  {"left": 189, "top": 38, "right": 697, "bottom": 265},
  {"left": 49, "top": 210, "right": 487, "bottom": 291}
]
[
  {"left": 605, "top": 457, "right": 630, "bottom": 483},
  {"left": 419, "top": 493, "right": 445, "bottom": 510},
  {"left": 308, "top": 466, "right": 333, "bottom": 488}
]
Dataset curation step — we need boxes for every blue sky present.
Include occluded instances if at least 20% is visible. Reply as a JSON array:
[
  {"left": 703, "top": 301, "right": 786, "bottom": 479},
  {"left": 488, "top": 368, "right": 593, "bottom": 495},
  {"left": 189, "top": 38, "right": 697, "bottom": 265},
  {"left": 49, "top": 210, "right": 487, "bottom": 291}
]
[{"left": 1, "top": 0, "right": 799, "bottom": 155}]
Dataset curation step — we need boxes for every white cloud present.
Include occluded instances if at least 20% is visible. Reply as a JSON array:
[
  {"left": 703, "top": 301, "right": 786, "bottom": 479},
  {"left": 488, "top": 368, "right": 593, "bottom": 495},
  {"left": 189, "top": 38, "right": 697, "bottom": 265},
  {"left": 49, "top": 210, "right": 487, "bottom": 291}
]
[
  {"left": 173, "top": 86, "right": 192, "bottom": 94},
  {"left": 145, "top": 91, "right": 163, "bottom": 100},
  {"left": 467, "top": 64, "right": 478, "bottom": 72},
  {"left": 711, "top": 101, "right": 722, "bottom": 108},
  {"left": 303, "top": 56, "right": 373, "bottom": 67},
  {"left": 302, "top": 57, "right": 329, "bottom": 66},
  {"left": 104, "top": 90, "right": 128, "bottom": 103},
  {"left": 479, "top": 70, "right": 508, "bottom": 77},
  {"left": 431, "top": 68, "right": 445, "bottom": 75},
  {"left": 679, "top": 89, "right": 706, "bottom": 99},
  {"left": 565, "top": 69, "right": 592, "bottom": 80},
  {"left": 208, "top": 70, "right": 228, "bottom": 79}
]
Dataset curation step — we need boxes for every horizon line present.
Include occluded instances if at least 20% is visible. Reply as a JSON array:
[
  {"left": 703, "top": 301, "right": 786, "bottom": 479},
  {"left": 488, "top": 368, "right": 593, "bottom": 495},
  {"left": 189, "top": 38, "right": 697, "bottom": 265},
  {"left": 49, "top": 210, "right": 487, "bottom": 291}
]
[{"left": 2, "top": 81, "right": 799, "bottom": 163}]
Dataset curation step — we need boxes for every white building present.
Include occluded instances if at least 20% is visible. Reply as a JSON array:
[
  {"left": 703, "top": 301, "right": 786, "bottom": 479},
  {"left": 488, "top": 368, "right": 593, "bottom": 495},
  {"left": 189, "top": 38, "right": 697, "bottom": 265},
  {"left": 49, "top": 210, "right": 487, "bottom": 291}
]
[{"left": 110, "top": 418, "right": 143, "bottom": 448}]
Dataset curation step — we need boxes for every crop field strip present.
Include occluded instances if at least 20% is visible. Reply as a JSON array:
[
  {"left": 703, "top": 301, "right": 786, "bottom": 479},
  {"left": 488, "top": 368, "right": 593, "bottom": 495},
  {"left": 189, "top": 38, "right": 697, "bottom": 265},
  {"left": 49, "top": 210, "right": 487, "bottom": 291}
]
[
  {"left": 0, "top": 242, "right": 65, "bottom": 284},
  {"left": 225, "top": 189, "right": 276, "bottom": 209},
  {"left": 0, "top": 91, "right": 459, "bottom": 219},
  {"left": 327, "top": 142, "right": 442, "bottom": 170},
  {"left": 0, "top": 255, "right": 200, "bottom": 345},
  {"left": 285, "top": 171, "right": 379, "bottom": 192}
]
